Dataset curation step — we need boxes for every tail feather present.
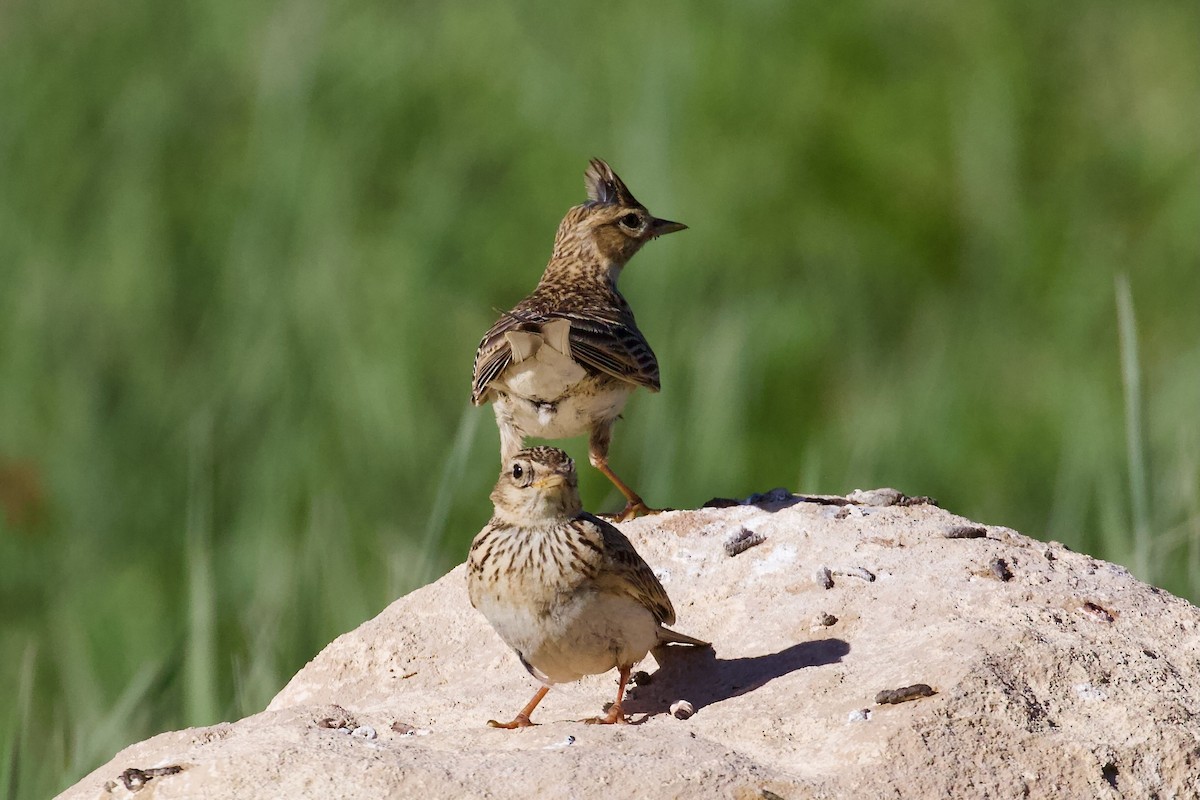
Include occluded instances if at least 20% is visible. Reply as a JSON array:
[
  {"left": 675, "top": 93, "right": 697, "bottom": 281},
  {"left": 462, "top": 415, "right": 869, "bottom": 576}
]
[{"left": 657, "top": 626, "right": 710, "bottom": 648}]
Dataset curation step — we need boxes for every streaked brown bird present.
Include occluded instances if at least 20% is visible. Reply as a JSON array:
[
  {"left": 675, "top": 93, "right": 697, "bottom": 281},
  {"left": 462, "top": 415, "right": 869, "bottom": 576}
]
[
  {"left": 467, "top": 446, "right": 708, "bottom": 728},
  {"left": 471, "top": 159, "right": 686, "bottom": 521}
]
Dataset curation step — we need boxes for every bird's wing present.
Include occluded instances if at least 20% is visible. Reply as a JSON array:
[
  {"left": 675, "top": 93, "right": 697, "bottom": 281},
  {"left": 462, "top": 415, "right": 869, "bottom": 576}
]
[
  {"left": 562, "top": 307, "right": 660, "bottom": 392},
  {"left": 471, "top": 311, "right": 526, "bottom": 405},
  {"left": 471, "top": 306, "right": 660, "bottom": 404},
  {"left": 579, "top": 512, "right": 675, "bottom": 626}
]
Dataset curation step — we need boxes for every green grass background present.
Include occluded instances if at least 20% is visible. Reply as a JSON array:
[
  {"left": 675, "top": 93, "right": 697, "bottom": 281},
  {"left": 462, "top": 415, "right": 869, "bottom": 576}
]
[{"left": 1, "top": 0, "right": 1197, "bottom": 795}]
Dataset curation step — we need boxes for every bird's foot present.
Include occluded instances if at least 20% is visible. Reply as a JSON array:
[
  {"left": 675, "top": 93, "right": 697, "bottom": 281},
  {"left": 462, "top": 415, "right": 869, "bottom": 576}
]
[
  {"left": 487, "top": 714, "right": 535, "bottom": 729},
  {"left": 602, "top": 501, "right": 670, "bottom": 523},
  {"left": 583, "top": 704, "right": 628, "bottom": 725}
]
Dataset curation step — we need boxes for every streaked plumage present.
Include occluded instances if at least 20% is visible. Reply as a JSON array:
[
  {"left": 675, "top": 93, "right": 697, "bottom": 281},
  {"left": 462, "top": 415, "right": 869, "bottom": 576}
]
[
  {"left": 467, "top": 446, "right": 708, "bottom": 727},
  {"left": 471, "top": 159, "right": 685, "bottom": 520}
]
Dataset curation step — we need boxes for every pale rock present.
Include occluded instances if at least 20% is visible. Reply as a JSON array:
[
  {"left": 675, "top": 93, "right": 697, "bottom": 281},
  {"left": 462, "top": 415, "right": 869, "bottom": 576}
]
[{"left": 58, "top": 493, "right": 1200, "bottom": 798}]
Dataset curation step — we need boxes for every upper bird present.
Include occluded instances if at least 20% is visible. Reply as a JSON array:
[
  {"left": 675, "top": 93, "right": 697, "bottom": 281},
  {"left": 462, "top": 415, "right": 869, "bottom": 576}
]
[{"left": 471, "top": 159, "right": 686, "bottom": 521}]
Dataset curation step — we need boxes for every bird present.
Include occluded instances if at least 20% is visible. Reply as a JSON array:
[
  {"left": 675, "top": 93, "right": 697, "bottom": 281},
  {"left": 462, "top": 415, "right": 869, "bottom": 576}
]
[
  {"left": 467, "top": 446, "right": 708, "bottom": 727},
  {"left": 470, "top": 158, "right": 686, "bottom": 521}
]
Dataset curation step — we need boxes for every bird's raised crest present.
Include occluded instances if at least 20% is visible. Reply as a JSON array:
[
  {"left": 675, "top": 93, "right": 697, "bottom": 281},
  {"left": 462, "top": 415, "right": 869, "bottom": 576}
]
[{"left": 585, "top": 158, "right": 640, "bottom": 208}]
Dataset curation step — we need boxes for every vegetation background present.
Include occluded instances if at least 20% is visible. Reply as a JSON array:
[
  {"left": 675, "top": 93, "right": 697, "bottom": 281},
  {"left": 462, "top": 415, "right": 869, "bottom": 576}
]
[{"left": 1, "top": 1, "right": 1197, "bottom": 795}]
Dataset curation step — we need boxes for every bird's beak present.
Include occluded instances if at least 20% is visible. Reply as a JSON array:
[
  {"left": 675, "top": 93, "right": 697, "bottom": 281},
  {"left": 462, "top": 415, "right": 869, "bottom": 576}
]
[
  {"left": 534, "top": 474, "right": 569, "bottom": 490},
  {"left": 650, "top": 217, "right": 687, "bottom": 237}
]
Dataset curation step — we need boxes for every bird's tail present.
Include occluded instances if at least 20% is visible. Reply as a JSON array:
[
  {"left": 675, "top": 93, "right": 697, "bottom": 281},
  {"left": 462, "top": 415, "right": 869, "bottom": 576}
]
[{"left": 657, "top": 626, "right": 710, "bottom": 648}]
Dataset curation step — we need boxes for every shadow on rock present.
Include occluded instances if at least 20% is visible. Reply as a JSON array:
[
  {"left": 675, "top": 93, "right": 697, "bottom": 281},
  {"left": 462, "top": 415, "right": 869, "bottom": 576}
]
[
  {"left": 703, "top": 488, "right": 852, "bottom": 513},
  {"left": 626, "top": 638, "right": 850, "bottom": 717}
]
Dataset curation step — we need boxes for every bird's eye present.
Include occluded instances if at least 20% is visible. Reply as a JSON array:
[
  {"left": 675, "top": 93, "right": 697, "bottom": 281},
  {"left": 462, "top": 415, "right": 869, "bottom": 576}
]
[
  {"left": 511, "top": 463, "right": 524, "bottom": 480},
  {"left": 619, "top": 213, "right": 641, "bottom": 230}
]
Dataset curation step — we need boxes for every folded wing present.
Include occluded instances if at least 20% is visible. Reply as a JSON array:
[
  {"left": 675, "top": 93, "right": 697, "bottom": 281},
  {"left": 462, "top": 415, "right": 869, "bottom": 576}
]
[
  {"left": 471, "top": 307, "right": 660, "bottom": 405},
  {"left": 579, "top": 512, "right": 675, "bottom": 627}
]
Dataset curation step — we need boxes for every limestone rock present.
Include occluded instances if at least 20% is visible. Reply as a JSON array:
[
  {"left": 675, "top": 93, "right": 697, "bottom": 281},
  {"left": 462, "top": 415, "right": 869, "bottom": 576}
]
[{"left": 58, "top": 493, "right": 1200, "bottom": 798}]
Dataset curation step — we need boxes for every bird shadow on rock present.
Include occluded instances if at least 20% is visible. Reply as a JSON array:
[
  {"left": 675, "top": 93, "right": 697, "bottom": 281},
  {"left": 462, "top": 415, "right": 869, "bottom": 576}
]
[
  {"left": 624, "top": 638, "right": 850, "bottom": 718},
  {"left": 702, "top": 488, "right": 850, "bottom": 514}
]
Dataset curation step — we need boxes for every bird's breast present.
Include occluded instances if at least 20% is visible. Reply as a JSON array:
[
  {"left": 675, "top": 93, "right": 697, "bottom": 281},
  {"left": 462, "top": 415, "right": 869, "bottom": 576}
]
[{"left": 468, "top": 523, "right": 663, "bottom": 683}]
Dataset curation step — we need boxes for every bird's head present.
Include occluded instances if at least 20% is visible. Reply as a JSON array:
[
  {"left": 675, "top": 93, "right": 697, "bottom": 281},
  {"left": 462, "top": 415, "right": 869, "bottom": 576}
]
[
  {"left": 490, "top": 446, "right": 583, "bottom": 524},
  {"left": 549, "top": 158, "right": 686, "bottom": 273}
]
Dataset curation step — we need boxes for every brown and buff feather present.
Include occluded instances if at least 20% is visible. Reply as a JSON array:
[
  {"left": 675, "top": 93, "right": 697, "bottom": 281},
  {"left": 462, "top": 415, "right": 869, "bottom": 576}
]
[{"left": 470, "top": 159, "right": 677, "bottom": 406}]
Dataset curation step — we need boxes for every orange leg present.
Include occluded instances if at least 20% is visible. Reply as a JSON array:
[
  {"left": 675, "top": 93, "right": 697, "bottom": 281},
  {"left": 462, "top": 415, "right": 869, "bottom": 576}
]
[
  {"left": 589, "top": 424, "right": 659, "bottom": 521},
  {"left": 593, "top": 462, "right": 655, "bottom": 521},
  {"left": 584, "top": 666, "right": 632, "bottom": 725},
  {"left": 488, "top": 685, "right": 549, "bottom": 729}
]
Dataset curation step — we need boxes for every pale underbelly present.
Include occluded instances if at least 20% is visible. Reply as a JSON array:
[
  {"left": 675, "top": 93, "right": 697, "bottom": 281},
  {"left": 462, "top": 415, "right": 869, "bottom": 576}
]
[
  {"left": 494, "top": 377, "right": 632, "bottom": 440},
  {"left": 479, "top": 590, "right": 660, "bottom": 684}
]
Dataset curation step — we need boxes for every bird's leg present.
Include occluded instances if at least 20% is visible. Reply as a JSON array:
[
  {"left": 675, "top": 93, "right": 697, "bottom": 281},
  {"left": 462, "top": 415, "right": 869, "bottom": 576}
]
[
  {"left": 585, "top": 666, "right": 632, "bottom": 725},
  {"left": 588, "top": 423, "right": 656, "bottom": 521},
  {"left": 487, "top": 685, "right": 549, "bottom": 729},
  {"left": 495, "top": 406, "right": 525, "bottom": 463},
  {"left": 595, "top": 463, "right": 650, "bottom": 522}
]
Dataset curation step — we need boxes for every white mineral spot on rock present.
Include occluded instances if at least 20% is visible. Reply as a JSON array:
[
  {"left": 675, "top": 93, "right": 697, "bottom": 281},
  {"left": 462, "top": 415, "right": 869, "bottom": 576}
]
[{"left": 753, "top": 543, "right": 797, "bottom": 576}]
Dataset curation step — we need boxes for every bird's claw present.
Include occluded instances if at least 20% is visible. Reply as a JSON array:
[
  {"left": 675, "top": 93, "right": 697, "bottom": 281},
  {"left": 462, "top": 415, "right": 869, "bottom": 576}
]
[
  {"left": 602, "top": 501, "right": 668, "bottom": 523},
  {"left": 487, "top": 715, "right": 535, "bottom": 729},
  {"left": 583, "top": 706, "right": 628, "bottom": 725}
]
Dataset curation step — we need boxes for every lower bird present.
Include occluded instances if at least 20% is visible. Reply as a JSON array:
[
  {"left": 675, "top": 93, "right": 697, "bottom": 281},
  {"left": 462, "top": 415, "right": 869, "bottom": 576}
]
[{"left": 467, "top": 446, "right": 708, "bottom": 727}]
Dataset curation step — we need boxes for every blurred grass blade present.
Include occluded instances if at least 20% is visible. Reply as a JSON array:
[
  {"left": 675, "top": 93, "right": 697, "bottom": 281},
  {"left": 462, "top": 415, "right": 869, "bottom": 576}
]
[
  {"left": 1115, "top": 273, "right": 1150, "bottom": 579},
  {"left": 67, "top": 659, "right": 166, "bottom": 782},
  {"left": 2, "top": 643, "right": 37, "bottom": 800},
  {"left": 185, "top": 413, "right": 219, "bottom": 726},
  {"left": 410, "top": 405, "right": 481, "bottom": 590}
]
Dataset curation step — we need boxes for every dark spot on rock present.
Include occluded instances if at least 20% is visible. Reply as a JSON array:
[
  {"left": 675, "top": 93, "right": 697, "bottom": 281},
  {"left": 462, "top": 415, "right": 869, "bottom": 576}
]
[
  {"left": 944, "top": 525, "right": 987, "bottom": 539},
  {"left": 1102, "top": 762, "right": 1118, "bottom": 789},
  {"left": 875, "top": 684, "right": 936, "bottom": 705},
  {"left": 1081, "top": 602, "right": 1116, "bottom": 623},
  {"left": 991, "top": 558, "right": 1013, "bottom": 581},
  {"left": 725, "top": 527, "right": 766, "bottom": 557}
]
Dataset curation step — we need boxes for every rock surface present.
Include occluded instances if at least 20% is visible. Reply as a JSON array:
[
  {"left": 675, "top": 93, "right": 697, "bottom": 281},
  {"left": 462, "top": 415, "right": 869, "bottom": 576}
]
[{"left": 59, "top": 491, "right": 1200, "bottom": 799}]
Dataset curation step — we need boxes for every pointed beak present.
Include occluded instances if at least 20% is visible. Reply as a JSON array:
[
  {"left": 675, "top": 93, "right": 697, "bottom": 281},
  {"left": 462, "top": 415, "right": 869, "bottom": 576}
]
[
  {"left": 650, "top": 217, "right": 687, "bottom": 237},
  {"left": 534, "top": 474, "right": 569, "bottom": 490}
]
